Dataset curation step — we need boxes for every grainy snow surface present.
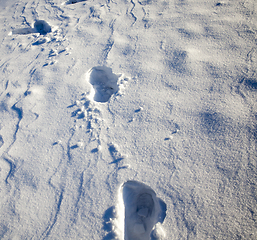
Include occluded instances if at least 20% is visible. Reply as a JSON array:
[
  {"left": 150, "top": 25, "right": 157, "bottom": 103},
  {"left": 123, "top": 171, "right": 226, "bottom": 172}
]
[{"left": 0, "top": 0, "right": 257, "bottom": 239}]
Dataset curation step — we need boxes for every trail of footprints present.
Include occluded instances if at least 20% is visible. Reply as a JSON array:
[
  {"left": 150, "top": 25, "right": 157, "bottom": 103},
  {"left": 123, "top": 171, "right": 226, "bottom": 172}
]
[
  {"left": 70, "top": 66, "right": 129, "bottom": 157},
  {"left": 71, "top": 67, "right": 166, "bottom": 239},
  {"left": 7, "top": 3, "right": 166, "bottom": 239}
]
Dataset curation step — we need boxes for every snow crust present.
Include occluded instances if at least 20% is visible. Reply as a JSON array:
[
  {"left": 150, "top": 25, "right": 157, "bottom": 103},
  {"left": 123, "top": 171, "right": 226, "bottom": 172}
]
[{"left": 0, "top": 0, "right": 257, "bottom": 239}]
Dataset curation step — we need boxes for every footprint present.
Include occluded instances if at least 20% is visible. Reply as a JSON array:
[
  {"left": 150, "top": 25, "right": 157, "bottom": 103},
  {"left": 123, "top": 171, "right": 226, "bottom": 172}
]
[
  {"left": 86, "top": 66, "right": 119, "bottom": 103},
  {"left": 116, "top": 180, "right": 165, "bottom": 240},
  {"left": 11, "top": 20, "right": 51, "bottom": 35},
  {"left": 108, "top": 143, "right": 124, "bottom": 164},
  {"left": 33, "top": 20, "right": 52, "bottom": 35}
]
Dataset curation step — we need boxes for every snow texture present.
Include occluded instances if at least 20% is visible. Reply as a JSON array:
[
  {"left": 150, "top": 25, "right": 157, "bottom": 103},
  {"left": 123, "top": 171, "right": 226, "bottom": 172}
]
[{"left": 0, "top": 0, "right": 257, "bottom": 239}]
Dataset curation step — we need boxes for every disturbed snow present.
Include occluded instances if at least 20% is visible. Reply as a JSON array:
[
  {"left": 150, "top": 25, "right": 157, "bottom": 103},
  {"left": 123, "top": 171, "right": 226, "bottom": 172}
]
[{"left": 0, "top": 0, "right": 257, "bottom": 239}]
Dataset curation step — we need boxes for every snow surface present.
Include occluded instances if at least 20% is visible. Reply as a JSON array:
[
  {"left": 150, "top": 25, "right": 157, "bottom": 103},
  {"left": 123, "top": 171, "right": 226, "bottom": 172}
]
[{"left": 0, "top": 0, "right": 257, "bottom": 239}]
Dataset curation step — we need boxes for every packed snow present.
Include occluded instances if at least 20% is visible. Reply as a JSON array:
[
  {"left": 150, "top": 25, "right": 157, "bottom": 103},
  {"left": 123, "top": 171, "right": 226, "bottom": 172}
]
[{"left": 0, "top": 0, "right": 256, "bottom": 239}]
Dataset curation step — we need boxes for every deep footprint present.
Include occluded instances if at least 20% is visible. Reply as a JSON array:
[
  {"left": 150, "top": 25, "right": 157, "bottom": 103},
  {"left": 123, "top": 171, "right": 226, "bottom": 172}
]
[
  {"left": 33, "top": 20, "right": 52, "bottom": 35},
  {"left": 11, "top": 20, "right": 51, "bottom": 35},
  {"left": 119, "top": 180, "right": 164, "bottom": 240},
  {"left": 86, "top": 66, "right": 119, "bottom": 103}
]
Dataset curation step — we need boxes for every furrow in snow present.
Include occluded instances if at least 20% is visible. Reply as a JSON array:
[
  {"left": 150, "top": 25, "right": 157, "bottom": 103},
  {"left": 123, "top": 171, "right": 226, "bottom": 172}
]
[
  {"left": 41, "top": 189, "right": 65, "bottom": 239},
  {"left": 129, "top": 0, "right": 137, "bottom": 26},
  {"left": 67, "top": 127, "right": 76, "bottom": 164},
  {"left": 3, "top": 157, "right": 16, "bottom": 184},
  {"left": 102, "top": 20, "right": 115, "bottom": 64},
  {"left": 21, "top": 5, "right": 32, "bottom": 27},
  {"left": 10, "top": 103, "right": 23, "bottom": 149},
  {"left": 71, "top": 171, "right": 85, "bottom": 223}
]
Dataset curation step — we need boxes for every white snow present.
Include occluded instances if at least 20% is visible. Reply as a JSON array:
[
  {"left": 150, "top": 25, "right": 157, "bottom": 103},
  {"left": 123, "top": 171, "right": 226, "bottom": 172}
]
[{"left": 0, "top": 0, "right": 257, "bottom": 239}]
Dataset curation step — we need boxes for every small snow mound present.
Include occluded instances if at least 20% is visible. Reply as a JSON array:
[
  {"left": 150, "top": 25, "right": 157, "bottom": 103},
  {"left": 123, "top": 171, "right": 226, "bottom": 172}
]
[
  {"left": 152, "top": 223, "right": 166, "bottom": 240},
  {"left": 34, "top": 20, "right": 52, "bottom": 35},
  {"left": 76, "top": 141, "right": 84, "bottom": 148}
]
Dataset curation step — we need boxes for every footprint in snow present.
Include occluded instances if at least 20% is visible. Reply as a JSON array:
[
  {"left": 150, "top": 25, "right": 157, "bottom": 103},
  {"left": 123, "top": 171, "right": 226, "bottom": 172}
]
[
  {"left": 109, "top": 143, "right": 124, "bottom": 164},
  {"left": 11, "top": 20, "right": 51, "bottom": 35},
  {"left": 86, "top": 66, "right": 119, "bottom": 103},
  {"left": 114, "top": 181, "right": 166, "bottom": 240}
]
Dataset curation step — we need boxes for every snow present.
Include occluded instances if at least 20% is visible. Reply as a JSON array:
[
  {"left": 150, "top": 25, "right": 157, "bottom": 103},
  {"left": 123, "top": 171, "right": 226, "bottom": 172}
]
[{"left": 0, "top": 0, "right": 257, "bottom": 239}]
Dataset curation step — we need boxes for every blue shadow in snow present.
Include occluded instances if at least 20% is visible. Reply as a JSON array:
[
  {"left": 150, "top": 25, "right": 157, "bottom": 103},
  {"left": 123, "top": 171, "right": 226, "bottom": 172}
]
[
  {"left": 0, "top": 135, "right": 4, "bottom": 148},
  {"left": 108, "top": 144, "right": 124, "bottom": 164},
  {"left": 3, "top": 158, "right": 16, "bottom": 184},
  {"left": 91, "top": 148, "right": 99, "bottom": 153},
  {"left": 102, "top": 206, "right": 116, "bottom": 240},
  {"left": 65, "top": 0, "right": 87, "bottom": 4},
  {"left": 166, "top": 50, "right": 188, "bottom": 74},
  {"left": 244, "top": 78, "right": 257, "bottom": 91},
  {"left": 0, "top": 225, "right": 8, "bottom": 239},
  {"left": 200, "top": 111, "right": 226, "bottom": 136},
  {"left": 158, "top": 198, "right": 167, "bottom": 224}
]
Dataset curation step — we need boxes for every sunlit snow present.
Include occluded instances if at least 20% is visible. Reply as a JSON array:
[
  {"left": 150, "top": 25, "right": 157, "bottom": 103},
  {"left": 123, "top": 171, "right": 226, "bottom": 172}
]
[{"left": 0, "top": 0, "right": 256, "bottom": 239}]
